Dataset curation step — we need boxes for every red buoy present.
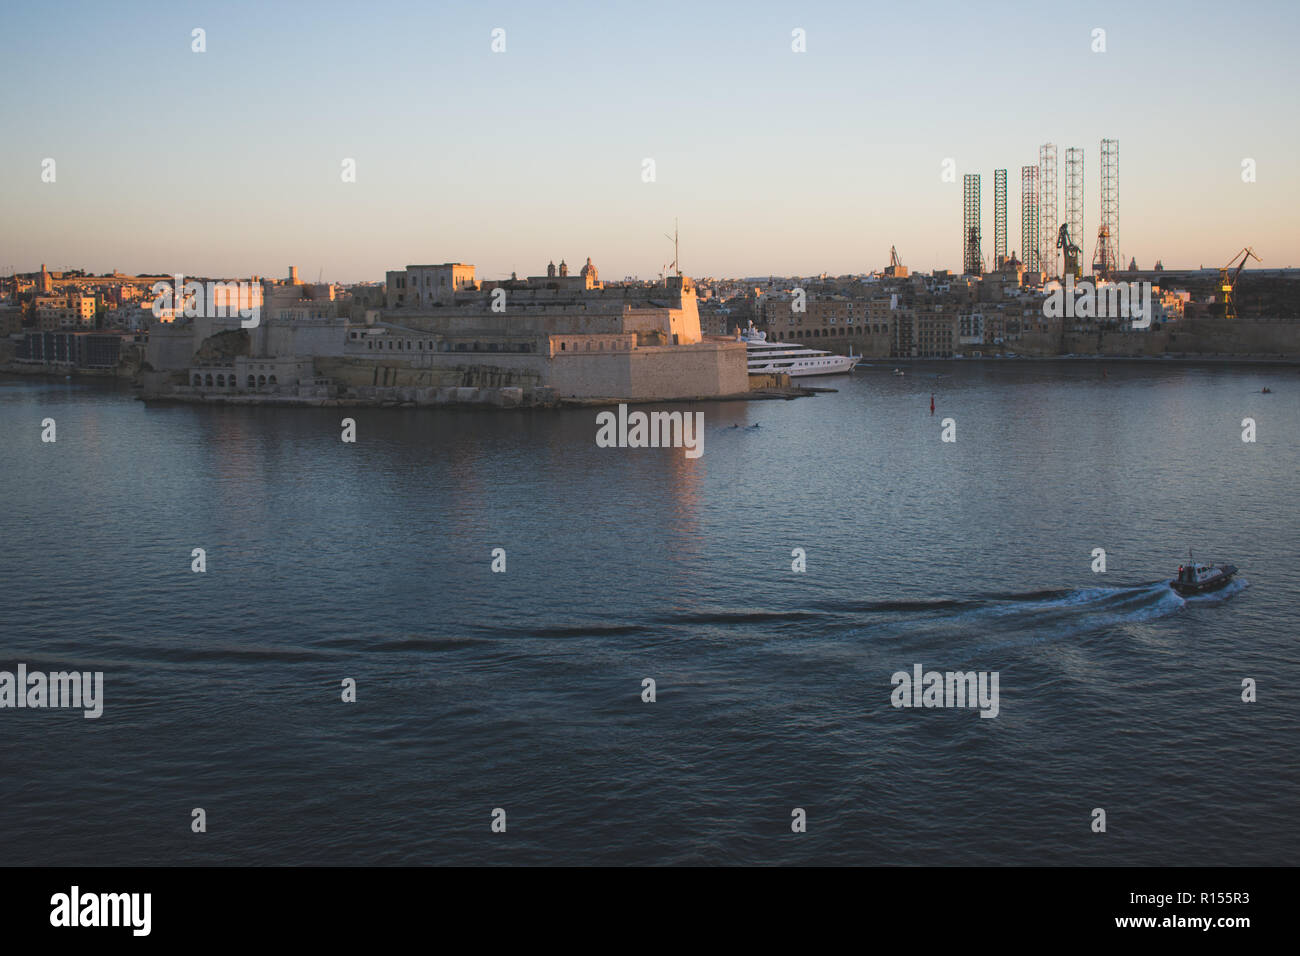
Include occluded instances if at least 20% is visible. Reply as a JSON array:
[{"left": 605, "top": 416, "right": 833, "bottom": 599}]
[{"left": 930, "top": 394, "right": 935, "bottom": 415}]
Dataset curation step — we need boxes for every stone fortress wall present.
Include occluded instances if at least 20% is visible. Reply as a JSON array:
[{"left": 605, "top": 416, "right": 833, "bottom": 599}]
[{"left": 144, "top": 264, "right": 753, "bottom": 403}]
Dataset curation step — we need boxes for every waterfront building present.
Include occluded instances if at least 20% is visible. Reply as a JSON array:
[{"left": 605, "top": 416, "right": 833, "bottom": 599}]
[
  {"left": 759, "top": 295, "right": 894, "bottom": 354},
  {"left": 959, "top": 311, "right": 985, "bottom": 347},
  {"left": 0, "top": 304, "right": 23, "bottom": 336},
  {"left": 915, "top": 308, "right": 959, "bottom": 358},
  {"left": 34, "top": 293, "right": 95, "bottom": 331},
  {"left": 385, "top": 263, "right": 476, "bottom": 309},
  {"left": 187, "top": 357, "right": 320, "bottom": 393},
  {"left": 16, "top": 330, "right": 133, "bottom": 368}
]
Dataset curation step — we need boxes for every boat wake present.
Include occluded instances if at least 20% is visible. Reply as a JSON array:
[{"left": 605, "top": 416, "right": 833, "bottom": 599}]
[
  {"left": 1178, "top": 576, "right": 1249, "bottom": 605},
  {"left": 827, "top": 578, "right": 1248, "bottom": 658},
  {"left": 645, "top": 578, "right": 1249, "bottom": 661}
]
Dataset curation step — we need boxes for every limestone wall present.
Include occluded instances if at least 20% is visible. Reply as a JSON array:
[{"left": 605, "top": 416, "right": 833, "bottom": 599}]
[
  {"left": 145, "top": 324, "right": 197, "bottom": 370},
  {"left": 547, "top": 333, "right": 637, "bottom": 357},
  {"left": 318, "top": 339, "right": 747, "bottom": 399},
  {"left": 1011, "top": 318, "right": 1300, "bottom": 358},
  {"left": 315, "top": 355, "right": 547, "bottom": 390},
  {"left": 264, "top": 318, "right": 348, "bottom": 358},
  {"left": 1164, "top": 317, "right": 1300, "bottom": 356},
  {"left": 549, "top": 341, "right": 747, "bottom": 399},
  {"left": 670, "top": 288, "right": 703, "bottom": 344},
  {"left": 397, "top": 309, "right": 626, "bottom": 336}
]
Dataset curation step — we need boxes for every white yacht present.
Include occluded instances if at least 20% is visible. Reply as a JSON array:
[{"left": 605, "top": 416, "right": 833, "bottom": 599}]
[{"left": 738, "top": 323, "right": 860, "bottom": 377}]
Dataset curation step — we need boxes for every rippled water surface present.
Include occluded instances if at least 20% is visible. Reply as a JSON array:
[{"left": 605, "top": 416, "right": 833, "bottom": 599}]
[{"left": 1, "top": 361, "right": 1296, "bottom": 865}]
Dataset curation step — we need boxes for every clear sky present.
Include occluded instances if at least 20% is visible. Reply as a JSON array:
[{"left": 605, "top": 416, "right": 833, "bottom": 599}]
[{"left": 1, "top": 0, "right": 1296, "bottom": 282}]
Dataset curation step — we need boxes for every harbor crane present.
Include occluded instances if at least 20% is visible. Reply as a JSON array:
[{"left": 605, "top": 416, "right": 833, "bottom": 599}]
[
  {"left": 1218, "top": 247, "right": 1261, "bottom": 319},
  {"left": 884, "top": 245, "right": 908, "bottom": 277},
  {"left": 1056, "top": 224, "right": 1082, "bottom": 280}
]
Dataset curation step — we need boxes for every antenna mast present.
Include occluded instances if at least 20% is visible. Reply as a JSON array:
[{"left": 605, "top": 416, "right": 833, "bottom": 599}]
[{"left": 664, "top": 219, "right": 680, "bottom": 277}]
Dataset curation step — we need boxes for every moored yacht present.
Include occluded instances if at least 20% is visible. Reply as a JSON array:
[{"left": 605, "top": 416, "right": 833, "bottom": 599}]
[{"left": 738, "top": 323, "right": 860, "bottom": 377}]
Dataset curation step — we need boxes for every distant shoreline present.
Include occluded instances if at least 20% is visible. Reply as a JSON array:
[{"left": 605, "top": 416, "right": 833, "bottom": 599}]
[
  {"left": 0, "top": 363, "right": 127, "bottom": 379},
  {"left": 125, "top": 385, "right": 820, "bottom": 410},
  {"left": 4, "top": 354, "right": 1298, "bottom": 398}
]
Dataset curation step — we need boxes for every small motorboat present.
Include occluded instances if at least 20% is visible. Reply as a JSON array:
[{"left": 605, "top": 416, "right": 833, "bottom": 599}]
[
  {"left": 1261, "top": 387, "right": 1272, "bottom": 394},
  {"left": 1171, "top": 558, "right": 1238, "bottom": 596},
  {"left": 892, "top": 368, "right": 905, "bottom": 376}
]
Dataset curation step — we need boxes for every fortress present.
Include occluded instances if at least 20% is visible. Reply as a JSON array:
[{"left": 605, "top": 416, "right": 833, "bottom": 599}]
[{"left": 144, "top": 260, "right": 751, "bottom": 405}]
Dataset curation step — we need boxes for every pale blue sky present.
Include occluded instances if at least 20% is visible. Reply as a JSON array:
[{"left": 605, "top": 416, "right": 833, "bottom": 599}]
[{"left": 1, "top": 0, "right": 1296, "bottom": 281}]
